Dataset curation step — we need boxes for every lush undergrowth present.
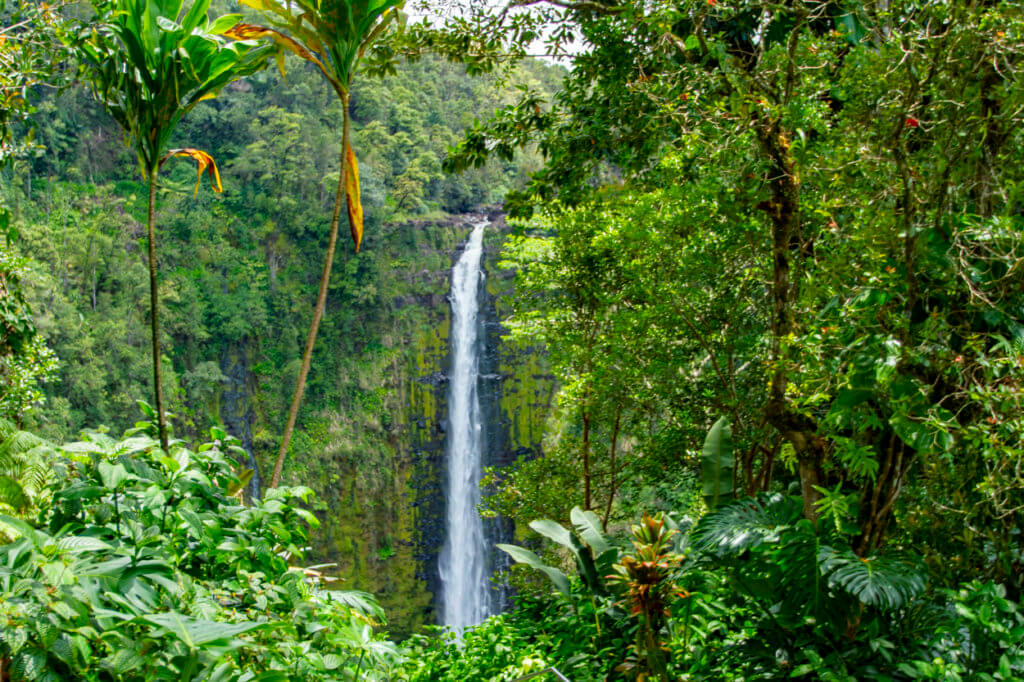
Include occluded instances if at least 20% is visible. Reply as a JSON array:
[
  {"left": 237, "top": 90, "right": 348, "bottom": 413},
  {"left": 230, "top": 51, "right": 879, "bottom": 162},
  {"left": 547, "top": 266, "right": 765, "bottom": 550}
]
[
  {"left": 0, "top": 414, "right": 397, "bottom": 681},
  {"left": 2, "top": 413, "right": 1022, "bottom": 681},
  {"left": 401, "top": 508, "right": 1024, "bottom": 682}
]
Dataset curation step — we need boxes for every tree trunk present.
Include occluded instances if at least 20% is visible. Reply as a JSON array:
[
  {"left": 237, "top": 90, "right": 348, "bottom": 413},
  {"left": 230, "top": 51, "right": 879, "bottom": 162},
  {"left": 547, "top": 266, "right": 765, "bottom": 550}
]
[
  {"left": 271, "top": 96, "right": 350, "bottom": 489},
  {"left": 581, "top": 402, "right": 592, "bottom": 510},
  {"left": 602, "top": 407, "right": 621, "bottom": 531},
  {"left": 755, "top": 119, "right": 825, "bottom": 523},
  {"left": 147, "top": 172, "right": 168, "bottom": 452}
]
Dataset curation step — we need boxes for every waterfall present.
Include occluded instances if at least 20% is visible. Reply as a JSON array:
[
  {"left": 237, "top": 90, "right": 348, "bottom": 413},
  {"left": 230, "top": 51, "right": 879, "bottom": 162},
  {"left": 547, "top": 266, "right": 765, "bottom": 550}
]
[{"left": 439, "top": 219, "right": 491, "bottom": 630}]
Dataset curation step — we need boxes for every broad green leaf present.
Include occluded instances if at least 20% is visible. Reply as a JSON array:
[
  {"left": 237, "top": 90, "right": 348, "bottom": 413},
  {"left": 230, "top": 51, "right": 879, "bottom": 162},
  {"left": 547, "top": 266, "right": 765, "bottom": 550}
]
[
  {"left": 497, "top": 543, "right": 570, "bottom": 596},
  {"left": 570, "top": 506, "right": 610, "bottom": 556},
  {"left": 56, "top": 536, "right": 113, "bottom": 554},
  {"left": 701, "top": 416, "right": 734, "bottom": 509},
  {"left": 529, "top": 518, "right": 574, "bottom": 551},
  {"left": 98, "top": 461, "right": 128, "bottom": 489},
  {"left": 0, "top": 476, "right": 29, "bottom": 512},
  {"left": 139, "top": 612, "right": 264, "bottom": 647}
]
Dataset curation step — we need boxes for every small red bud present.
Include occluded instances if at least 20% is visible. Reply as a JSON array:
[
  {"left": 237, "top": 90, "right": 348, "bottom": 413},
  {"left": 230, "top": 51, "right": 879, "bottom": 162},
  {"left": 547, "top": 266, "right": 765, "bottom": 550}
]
[{"left": 905, "top": 116, "right": 919, "bottom": 128}]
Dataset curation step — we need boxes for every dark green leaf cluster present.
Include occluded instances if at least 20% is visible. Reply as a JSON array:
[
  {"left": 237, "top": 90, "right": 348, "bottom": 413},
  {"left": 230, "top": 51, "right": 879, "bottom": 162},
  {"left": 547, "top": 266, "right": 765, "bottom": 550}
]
[{"left": 0, "top": 415, "right": 397, "bottom": 681}]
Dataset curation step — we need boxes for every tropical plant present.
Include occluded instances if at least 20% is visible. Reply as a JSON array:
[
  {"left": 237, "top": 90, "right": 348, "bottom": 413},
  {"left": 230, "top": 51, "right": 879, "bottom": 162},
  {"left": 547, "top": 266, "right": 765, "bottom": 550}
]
[
  {"left": 76, "top": 0, "right": 270, "bottom": 451},
  {"left": 498, "top": 506, "right": 618, "bottom": 599},
  {"left": 606, "top": 513, "right": 681, "bottom": 682},
  {"left": 229, "top": 0, "right": 404, "bottom": 488},
  {"left": 0, "top": 417, "right": 398, "bottom": 681},
  {"left": 0, "top": 251, "right": 58, "bottom": 423},
  {"left": 0, "top": 419, "right": 58, "bottom": 532},
  {"left": 700, "top": 416, "right": 734, "bottom": 510}
]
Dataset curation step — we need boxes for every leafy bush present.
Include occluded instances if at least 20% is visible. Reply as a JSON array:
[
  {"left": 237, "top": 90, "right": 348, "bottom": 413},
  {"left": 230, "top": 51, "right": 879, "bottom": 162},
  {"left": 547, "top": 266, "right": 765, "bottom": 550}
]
[
  {"left": 494, "top": 494, "right": 1023, "bottom": 681},
  {"left": 0, "top": 417, "right": 397, "bottom": 681},
  {"left": 399, "top": 594, "right": 631, "bottom": 682}
]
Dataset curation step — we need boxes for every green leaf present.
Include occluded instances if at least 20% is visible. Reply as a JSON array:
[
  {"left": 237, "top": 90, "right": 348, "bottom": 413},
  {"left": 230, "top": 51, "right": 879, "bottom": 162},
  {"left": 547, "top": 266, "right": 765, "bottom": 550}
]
[
  {"left": 528, "top": 518, "right": 575, "bottom": 551},
  {"left": 0, "top": 476, "right": 29, "bottom": 512},
  {"left": 700, "top": 416, "right": 734, "bottom": 509},
  {"left": 570, "top": 506, "right": 611, "bottom": 556},
  {"left": 692, "top": 493, "right": 802, "bottom": 556},
  {"left": 818, "top": 546, "right": 926, "bottom": 610},
  {"left": 98, "top": 461, "right": 129, "bottom": 489},
  {"left": 139, "top": 612, "right": 264, "bottom": 647},
  {"left": 56, "top": 536, "right": 114, "bottom": 554},
  {"left": 497, "top": 543, "right": 571, "bottom": 596}
]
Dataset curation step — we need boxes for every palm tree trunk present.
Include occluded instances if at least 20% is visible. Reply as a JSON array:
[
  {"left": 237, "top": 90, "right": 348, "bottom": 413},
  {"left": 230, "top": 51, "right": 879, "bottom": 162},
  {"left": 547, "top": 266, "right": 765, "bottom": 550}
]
[
  {"left": 147, "top": 172, "right": 168, "bottom": 452},
  {"left": 270, "top": 98, "right": 350, "bottom": 489}
]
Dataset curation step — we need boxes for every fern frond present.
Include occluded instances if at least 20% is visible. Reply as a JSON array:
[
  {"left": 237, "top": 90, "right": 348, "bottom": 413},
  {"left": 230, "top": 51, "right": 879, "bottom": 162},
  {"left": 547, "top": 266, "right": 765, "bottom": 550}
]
[
  {"left": 0, "top": 475, "right": 30, "bottom": 512},
  {"left": 692, "top": 493, "right": 803, "bottom": 556},
  {"left": 0, "top": 431, "right": 46, "bottom": 467},
  {"left": 0, "top": 418, "right": 16, "bottom": 441},
  {"left": 818, "top": 546, "right": 926, "bottom": 610}
]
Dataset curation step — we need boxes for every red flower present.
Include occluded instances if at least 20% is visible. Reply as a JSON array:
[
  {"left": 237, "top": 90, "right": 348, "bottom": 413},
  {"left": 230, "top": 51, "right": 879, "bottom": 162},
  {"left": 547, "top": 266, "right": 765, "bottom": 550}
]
[{"left": 905, "top": 116, "right": 920, "bottom": 128}]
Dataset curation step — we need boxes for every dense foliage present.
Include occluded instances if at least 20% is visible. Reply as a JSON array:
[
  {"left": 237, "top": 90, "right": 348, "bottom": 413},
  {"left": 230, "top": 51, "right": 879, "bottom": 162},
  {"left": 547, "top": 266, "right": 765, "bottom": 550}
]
[
  {"left": 448, "top": 0, "right": 1024, "bottom": 595},
  {"left": 3, "top": 0, "right": 1023, "bottom": 679},
  {"left": 0, "top": 416, "right": 397, "bottom": 680},
  {"left": 404, "top": 502, "right": 1024, "bottom": 680}
]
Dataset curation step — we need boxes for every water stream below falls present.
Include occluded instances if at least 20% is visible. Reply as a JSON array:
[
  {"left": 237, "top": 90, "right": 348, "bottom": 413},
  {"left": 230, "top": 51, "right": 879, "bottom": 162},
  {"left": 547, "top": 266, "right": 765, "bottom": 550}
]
[{"left": 439, "top": 219, "right": 492, "bottom": 630}]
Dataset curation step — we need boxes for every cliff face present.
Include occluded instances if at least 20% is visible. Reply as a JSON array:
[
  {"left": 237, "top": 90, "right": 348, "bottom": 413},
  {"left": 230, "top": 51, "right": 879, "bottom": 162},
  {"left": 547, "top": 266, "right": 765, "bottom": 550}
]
[{"left": 217, "top": 213, "right": 552, "bottom": 637}]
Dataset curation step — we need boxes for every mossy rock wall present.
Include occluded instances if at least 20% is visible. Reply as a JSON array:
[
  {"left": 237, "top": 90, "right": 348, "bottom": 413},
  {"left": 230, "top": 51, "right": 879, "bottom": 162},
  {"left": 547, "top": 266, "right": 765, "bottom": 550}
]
[{"left": 220, "top": 213, "right": 552, "bottom": 637}]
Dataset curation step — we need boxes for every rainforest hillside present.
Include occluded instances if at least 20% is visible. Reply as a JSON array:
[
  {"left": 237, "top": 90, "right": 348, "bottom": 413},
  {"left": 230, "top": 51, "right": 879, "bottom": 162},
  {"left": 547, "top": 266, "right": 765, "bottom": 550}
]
[
  {"left": 2, "top": 14, "right": 562, "bottom": 634},
  {"left": 2, "top": 0, "right": 1023, "bottom": 680}
]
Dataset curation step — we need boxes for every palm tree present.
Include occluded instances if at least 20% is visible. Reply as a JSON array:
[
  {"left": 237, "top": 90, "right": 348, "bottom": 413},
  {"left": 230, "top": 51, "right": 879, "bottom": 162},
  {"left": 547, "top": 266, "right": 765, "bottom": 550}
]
[
  {"left": 78, "top": 0, "right": 269, "bottom": 451},
  {"left": 231, "top": 0, "right": 402, "bottom": 488}
]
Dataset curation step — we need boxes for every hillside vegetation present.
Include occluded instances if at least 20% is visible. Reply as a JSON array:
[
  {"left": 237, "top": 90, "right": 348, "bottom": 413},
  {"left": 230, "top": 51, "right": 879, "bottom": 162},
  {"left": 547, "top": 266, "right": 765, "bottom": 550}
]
[{"left": 2, "top": 0, "right": 1023, "bottom": 680}]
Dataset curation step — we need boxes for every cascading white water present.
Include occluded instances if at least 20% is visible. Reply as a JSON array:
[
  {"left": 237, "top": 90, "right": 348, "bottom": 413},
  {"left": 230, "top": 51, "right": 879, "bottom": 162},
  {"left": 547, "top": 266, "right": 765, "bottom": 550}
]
[{"left": 439, "top": 219, "right": 490, "bottom": 630}]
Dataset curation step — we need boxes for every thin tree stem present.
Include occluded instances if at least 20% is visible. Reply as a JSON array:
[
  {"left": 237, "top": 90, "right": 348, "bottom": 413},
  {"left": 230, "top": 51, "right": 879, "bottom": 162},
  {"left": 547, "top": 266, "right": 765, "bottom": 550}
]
[
  {"left": 271, "top": 95, "right": 350, "bottom": 488},
  {"left": 602, "top": 407, "right": 621, "bottom": 531},
  {"left": 147, "top": 172, "right": 168, "bottom": 452}
]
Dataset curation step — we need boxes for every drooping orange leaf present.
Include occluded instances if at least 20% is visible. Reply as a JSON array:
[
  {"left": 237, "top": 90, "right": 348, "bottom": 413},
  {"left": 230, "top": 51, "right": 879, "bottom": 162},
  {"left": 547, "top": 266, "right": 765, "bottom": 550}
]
[
  {"left": 224, "top": 23, "right": 318, "bottom": 74},
  {"left": 160, "top": 148, "right": 222, "bottom": 195},
  {"left": 344, "top": 141, "right": 363, "bottom": 252}
]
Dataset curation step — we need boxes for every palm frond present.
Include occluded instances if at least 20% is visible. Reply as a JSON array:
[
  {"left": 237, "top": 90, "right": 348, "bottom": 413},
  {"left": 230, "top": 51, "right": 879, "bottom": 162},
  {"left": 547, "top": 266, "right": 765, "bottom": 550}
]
[{"left": 0, "top": 430, "right": 46, "bottom": 469}]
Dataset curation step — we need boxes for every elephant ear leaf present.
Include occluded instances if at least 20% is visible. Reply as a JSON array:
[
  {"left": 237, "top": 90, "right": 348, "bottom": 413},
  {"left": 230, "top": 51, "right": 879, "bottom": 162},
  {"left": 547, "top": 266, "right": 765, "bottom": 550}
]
[
  {"left": 497, "top": 544, "right": 570, "bottom": 596},
  {"left": 701, "top": 416, "right": 734, "bottom": 510}
]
